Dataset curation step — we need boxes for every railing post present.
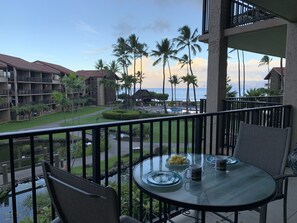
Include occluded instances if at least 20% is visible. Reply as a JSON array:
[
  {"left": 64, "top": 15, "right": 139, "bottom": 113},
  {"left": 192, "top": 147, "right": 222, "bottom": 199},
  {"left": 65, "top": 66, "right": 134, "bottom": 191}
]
[
  {"left": 284, "top": 106, "right": 291, "bottom": 128},
  {"left": 54, "top": 154, "right": 59, "bottom": 168},
  {"left": 92, "top": 128, "right": 101, "bottom": 184},
  {"left": 194, "top": 117, "right": 203, "bottom": 154},
  {"left": 2, "top": 164, "right": 8, "bottom": 185},
  {"left": 252, "top": 110, "right": 260, "bottom": 124},
  {"left": 43, "top": 147, "right": 48, "bottom": 161}
]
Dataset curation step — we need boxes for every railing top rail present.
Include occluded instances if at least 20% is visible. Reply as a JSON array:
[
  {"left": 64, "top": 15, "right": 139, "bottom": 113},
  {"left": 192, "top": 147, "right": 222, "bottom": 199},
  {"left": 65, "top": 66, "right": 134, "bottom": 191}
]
[
  {"left": 0, "top": 105, "right": 291, "bottom": 139},
  {"left": 224, "top": 100, "right": 280, "bottom": 105}
]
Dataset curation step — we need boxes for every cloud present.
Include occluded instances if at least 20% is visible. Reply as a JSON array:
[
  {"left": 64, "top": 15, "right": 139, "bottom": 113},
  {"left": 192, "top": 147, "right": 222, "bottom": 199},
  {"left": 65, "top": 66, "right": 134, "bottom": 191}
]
[
  {"left": 141, "top": 19, "right": 171, "bottom": 33},
  {"left": 153, "top": 0, "right": 200, "bottom": 8},
  {"left": 77, "top": 20, "right": 98, "bottom": 35},
  {"left": 112, "top": 21, "right": 135, "bottom": 37},
  {"left": 112, "top": 18, "right": 171, "bottom": 37},
  {"left": 82, "top": 48, "right": 106, "bottom": 55},
  {"left": 140, "top": 56, "right": 280, "bottom": 90},
  {"left": 139, "top": 56, "right": 208, "bottom": 88}
]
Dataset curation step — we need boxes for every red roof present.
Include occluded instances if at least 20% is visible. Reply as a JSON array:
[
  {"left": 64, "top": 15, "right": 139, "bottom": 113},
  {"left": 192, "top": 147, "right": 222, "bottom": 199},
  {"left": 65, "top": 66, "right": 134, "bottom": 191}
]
[
  {"left": 264, "top": 67, "right": 286, "bottom": 80},
  {"left": 35, "top": 60, "right": 73, "bottom": 74},
  {"left": 0, "top": 61, "right": 7, "bottom": 69},
  {"left": 76, "top": 70, "right": 119, "bottom": 80},
  {"left": 0, "top": 53, "right": 59, "bottom": 74}
]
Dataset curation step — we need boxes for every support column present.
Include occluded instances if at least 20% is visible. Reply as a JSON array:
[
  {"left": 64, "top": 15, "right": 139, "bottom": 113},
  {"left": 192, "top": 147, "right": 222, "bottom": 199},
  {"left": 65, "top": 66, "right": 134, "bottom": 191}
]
[
  {"left": 284, "top": 22, "right": 297, "bottom": 150},
  {"left": 204, "top": 0, "right": 230, "bottom": 153},
  {"left": 206, "top": 0, "right": 229, "bottom": 112}
]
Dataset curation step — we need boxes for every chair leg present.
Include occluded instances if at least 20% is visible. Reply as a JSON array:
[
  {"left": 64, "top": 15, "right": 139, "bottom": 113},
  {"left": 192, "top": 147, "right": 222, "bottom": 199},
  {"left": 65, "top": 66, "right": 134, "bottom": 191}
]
[
  {"left": 234, "top": 211, "right": 238, "bottom": 223},
  {"left": 283, "top": 197, "right": 287, "bottom": 223},
  {"left": 283, "top": 178, "right": 289, "bottom": 223},
  {"left": 259, "top": 205, "right": 267, "bottom": 223}
]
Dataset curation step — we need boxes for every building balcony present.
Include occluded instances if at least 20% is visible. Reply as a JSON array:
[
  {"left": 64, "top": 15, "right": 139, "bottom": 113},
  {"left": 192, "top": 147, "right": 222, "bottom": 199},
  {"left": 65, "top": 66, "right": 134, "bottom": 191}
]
[
  {"left": 0, "top": 104, "right": 295, "bottom": 222},
  {"left": 202, "top": 0, "right": 275, "bottom": 34}
]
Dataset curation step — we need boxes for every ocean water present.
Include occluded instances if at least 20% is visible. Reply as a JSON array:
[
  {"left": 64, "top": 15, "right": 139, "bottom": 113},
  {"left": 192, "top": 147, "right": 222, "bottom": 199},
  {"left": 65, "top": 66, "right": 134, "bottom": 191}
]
[{"left": 147, "top": 88, "right": 207, "bottom": 101}]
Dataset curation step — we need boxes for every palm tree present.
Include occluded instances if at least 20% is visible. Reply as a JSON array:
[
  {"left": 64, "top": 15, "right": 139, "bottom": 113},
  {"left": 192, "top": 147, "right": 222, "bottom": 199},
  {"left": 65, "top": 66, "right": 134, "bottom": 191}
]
[
  {"left": 167, "top": 60, "right": 174, "bottom": 102},
  {"left": 171, "top": 74, "right": 181, "bottom": 102},
  {"left": 127, "top": 34, "right": 139, "bottom": 94},
  {"left": 242, "top": 51, "right": 246, "bottom": 96},
  {"left": 107, "top": 60, "right": 120, "bottom": 73},
  {"left": 95, "top": 59, "right": 104, "bottom": 70},
  {"left": 107, "top": 60, "right": 121, "bottom": 99},
  {"left": 113, "top": 37, "right": 131, "bottom": 77},
  {"left": 229, "top": 49, "right": 241, "bottom": 97},
  {"left": 179, "top": 54, "right": 190, "bottom": 74},
  {"left": 137, "top": 42, "right": 149, "bottom": 89},
  {"left": 226, "top": 76, "right": 237, "bottom": 97},
  {"left": 259, "top": 55, "right": 273, "bottom": 73},
  {"left": 151, "top": 38, "right": 176, "bottom": 113},
  {"left": 181, "top": 74, "right": 191, "bottom": 113},
  {"left": 188, "top": 74, "right": 198, "bottom": 113},
  {"left": 120, "top": 73, "right": 135, "bottom": 108},
  {"left": 136, "top": 71, "right": 145, "bottom": 89},
  {"left": 61, "top": 72, "right": 85, "bottom": 124},
  {"left": 175, "top": 26, "right": 201, "bottom": 109},
  {"left": 174, "top": 25, "right": 202, "bottom": 82}
]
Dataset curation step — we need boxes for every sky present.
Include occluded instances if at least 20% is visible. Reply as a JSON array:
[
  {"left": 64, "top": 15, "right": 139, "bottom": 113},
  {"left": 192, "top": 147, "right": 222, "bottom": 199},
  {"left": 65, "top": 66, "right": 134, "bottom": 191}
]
[{"left": 0, "top": 0, "right": 282, "bottom": 91}]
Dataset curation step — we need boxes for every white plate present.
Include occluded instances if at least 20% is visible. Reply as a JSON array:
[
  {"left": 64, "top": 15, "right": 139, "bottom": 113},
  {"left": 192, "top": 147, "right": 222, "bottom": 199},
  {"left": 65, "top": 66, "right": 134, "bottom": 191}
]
[
  {"left": 143, "top": 171, "right": 182, "bottom": 186},
  {"left": 206, "top": 155, "right": 239, "bottom": 165}
]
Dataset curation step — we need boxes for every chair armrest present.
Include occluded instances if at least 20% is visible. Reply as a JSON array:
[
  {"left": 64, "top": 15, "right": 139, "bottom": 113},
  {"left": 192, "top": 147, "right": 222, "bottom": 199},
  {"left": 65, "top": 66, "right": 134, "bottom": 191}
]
[
  {"left": 274, "top": 174, "right": 297, "bottom": 181},
  {"left": 48, "top": 174, "right": 105, "bottom": 199}
]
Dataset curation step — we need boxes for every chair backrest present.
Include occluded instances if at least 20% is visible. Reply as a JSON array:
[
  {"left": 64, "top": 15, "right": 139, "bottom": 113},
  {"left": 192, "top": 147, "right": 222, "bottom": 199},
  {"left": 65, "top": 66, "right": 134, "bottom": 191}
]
[
  {"left": 233, "top": 122, "right": 291, "bottom": 177},
  {"left": 42, "top": 162, "right": 120, "bottom": 223}
]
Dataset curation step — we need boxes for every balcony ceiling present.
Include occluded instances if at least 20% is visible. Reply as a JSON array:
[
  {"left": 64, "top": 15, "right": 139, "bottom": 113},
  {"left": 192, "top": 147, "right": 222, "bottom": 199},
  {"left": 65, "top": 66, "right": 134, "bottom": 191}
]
[
  {"left": 199, "top": 18, "right": 287, "bottom": 58},
  {"left": 245, "top": 0, "right": 297, "bottom": 22},
  {"left": 227, "top": 24, "right": 287, "bottom": 58}
]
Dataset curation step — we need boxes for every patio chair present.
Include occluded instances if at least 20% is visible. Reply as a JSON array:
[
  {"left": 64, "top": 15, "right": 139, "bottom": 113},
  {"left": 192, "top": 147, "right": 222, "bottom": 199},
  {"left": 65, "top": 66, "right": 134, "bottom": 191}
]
[
  {"left": 233, "top": 122, "right": 293, "bottom": 223},
  {"left": 42, "top": 161, "right": 141, "bottom": 223}
]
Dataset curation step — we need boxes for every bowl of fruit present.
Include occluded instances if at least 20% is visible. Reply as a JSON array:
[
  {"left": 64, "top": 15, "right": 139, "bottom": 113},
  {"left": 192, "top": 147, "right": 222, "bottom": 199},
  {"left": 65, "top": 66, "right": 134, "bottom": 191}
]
[{"left": 166, "top": 154, "right": 190, "bottom": 170}]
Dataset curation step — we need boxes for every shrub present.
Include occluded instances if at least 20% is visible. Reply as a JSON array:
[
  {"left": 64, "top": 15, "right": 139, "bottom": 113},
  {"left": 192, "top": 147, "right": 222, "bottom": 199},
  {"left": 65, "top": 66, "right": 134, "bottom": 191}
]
[{"left": 102, "top": 109, "right": 141, "bottom": 120}]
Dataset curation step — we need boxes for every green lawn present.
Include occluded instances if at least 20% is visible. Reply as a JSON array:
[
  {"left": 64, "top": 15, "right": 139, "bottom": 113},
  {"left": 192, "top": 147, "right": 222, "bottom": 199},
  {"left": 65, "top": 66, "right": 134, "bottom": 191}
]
[
  {"left": 0, "top": 106, "right": 190, "bottom": 144},
  {"left": 0, "top": 106, "right": 104, "bottom": 133}
]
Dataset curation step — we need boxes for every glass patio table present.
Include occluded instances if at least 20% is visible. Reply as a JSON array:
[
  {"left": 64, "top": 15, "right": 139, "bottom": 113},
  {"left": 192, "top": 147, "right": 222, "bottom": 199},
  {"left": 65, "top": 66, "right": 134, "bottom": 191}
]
[{"left": 133, "top": 154, "right": 276, "bottom": 223}]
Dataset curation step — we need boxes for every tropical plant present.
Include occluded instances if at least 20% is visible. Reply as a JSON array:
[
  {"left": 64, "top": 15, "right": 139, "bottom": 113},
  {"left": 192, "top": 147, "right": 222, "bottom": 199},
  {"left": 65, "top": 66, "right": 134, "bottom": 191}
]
[
  {"left": 188, "top": 74, "right": 198, "bottom": 113},
  {"left": 229, "top": 49, "right": 242, "bottom": 97},
  {"left": 181, "top": 74, "right": 191, "bottom": 113},
  {"left": 151, "top": 38, "right": 176, "bottom": 113},
  {"left": 174, "top": 25, "right": 202, "bottom": 78},
  {"left": 127, "top": 34, "right": 140, "bottom": 94},
  {"left": 226, "top": 76, "right": 237, "bottom": 97},
  {"left": 61, "top": 72, "right": 85, "bottom": 124},
  {"left": 136, "top": 71, "right": 145, "bottom": 89},
  {"left": 245, "top": 87, "right": 268, "bottom": 96},
  {"left": 106, "top": 60, "right": 121, "bottom": 99},
  {"left": 137, "top": 42, "right": 149, "bottom": 89},
  {"left": 175, "top": 26, "right": 201, "bottom": 110},
  {"left": 95, "top": 59, "right": 104, "bottom": 70},
  {"left": 113, "top": 37, "right": 131, "bottom": 77},
  {"left": 170, "top": 74, "right": 181, "bottom": 102},
  {"left": 259, "top": 55, "right": 273, "bottom": 73},
  {"left": 242, "top": 51, "right": 246, "bottom": 95}
]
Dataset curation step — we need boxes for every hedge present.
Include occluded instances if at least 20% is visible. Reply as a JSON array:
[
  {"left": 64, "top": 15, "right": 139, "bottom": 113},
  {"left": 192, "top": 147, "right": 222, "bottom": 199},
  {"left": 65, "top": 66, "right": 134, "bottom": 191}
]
[{"left": 102, "top": 109, "right": 174, "bottom": 120}]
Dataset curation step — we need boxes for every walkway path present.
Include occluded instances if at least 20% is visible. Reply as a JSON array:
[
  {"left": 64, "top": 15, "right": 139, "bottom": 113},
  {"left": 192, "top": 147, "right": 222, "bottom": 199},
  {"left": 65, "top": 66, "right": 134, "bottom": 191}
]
[
  {"left": 1, "top": 106, "right": 162, "bottom": 184},
  {"left": 23, "top": 107, "right": 112, "bottom": 130}
]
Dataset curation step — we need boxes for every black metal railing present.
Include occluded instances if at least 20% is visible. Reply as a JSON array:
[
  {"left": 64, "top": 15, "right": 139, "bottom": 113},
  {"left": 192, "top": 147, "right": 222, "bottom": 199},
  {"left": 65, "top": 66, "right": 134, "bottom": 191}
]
[
  {"left": 202, "top": 0, "right": 275, "bottom": 34},
  {"left": 0, "top": 105, "right": 291, "bottom": 223},
  {"left": 199, "top": 96, "right": 282, "bottom": 113},
  {"left": 230, "top": 0, "right": 275, "bottom": 27}
]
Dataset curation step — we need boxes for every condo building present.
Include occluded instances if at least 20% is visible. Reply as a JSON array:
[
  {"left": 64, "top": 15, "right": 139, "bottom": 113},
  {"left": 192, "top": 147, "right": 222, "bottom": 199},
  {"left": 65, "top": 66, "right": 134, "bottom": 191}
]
[{"left": 0, "top": 53, "right": 117, "bottom": 123}]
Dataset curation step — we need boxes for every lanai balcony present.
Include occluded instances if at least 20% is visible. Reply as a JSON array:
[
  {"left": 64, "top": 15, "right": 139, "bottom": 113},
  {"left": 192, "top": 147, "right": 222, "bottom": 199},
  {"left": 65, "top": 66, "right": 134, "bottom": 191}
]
[{"left": 0, "top": 103, "right": 296, "bottom": 223}]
